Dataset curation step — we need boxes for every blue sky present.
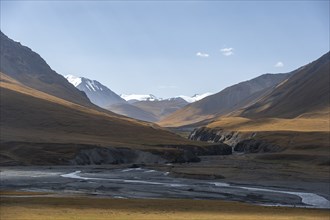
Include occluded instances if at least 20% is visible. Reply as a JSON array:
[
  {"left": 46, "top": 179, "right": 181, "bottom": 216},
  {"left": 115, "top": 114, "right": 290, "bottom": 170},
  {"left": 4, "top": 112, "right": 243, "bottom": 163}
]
[{"left": 1, "top": 1, "right": 329, "bottom": 98}]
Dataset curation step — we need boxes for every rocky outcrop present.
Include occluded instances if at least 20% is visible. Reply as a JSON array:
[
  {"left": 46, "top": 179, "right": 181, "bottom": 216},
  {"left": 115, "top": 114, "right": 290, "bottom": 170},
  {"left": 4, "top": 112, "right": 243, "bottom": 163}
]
[
  {"left": 234, "top": 139, "right": 282, "bottom": 153},
  {"left": 189, "top": 127, "right": 251, "bottom": 146},
  {"left": 70, "top": 147, "right": 166, "bottom": 165},
  {"left": 0, "top": 141, "right": 232, "bottom": 166},
  {"left": 153, "top": 144, "right": 232, "bottom": 163},
  {"left": 69, "top": 143, "right": 233, "bottom": 165},
  {"left": 189, "top": 127, "right": 282, "bottom": 154},
  {"left": 161, "top": 144, "right": 232, "bottom": 156}
]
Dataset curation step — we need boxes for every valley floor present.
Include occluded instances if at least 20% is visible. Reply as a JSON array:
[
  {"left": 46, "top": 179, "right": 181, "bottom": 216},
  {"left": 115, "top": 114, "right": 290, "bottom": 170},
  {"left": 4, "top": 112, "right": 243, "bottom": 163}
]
[{"left": 1, "top": 154, "right": 329, "bottom": 219}]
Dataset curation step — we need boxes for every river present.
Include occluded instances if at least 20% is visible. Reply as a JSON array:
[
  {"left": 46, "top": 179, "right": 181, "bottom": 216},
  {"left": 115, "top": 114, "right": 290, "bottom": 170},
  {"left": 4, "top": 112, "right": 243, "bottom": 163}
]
[{"left": 1, "top": 166, "right": 329, "bottom": 209}]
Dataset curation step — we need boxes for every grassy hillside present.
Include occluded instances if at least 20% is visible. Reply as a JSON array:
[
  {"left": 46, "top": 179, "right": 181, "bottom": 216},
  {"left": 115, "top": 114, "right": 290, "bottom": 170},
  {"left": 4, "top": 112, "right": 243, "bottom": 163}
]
[
  {"left": 158, "top": 73, "right": 290, "bottom": 127},
  {"left": 239, "top": 52, "right": 330, "bottom": 118},
  {"left": 205, "top": 114, "right": 329, "bottom": 154},
  {"left": 207, "top": 112, "right": 330, "bottom": 132},
  {"left": 185, "top": 52, "right": 329, "bottom": 165},
  {"left": 0, "top": 72, "right": 207, "bottom": 165}
]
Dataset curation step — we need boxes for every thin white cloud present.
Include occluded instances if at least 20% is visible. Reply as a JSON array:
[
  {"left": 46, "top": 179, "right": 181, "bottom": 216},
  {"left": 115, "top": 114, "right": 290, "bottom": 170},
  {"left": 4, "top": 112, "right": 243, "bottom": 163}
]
[
  {"left": 274, "top": 61, "right": 284, "bottom": 67},
  {"left": 220, "top": 47, "right": 234, "bottom": 56},
  {"left": 196, "top": 52, "right": 209, "bottom": 58}
]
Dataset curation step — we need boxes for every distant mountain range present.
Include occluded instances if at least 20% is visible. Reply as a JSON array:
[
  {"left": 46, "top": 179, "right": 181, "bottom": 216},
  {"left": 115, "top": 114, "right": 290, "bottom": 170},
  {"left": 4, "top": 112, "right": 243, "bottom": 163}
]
[
  {"left": 121, "top": 93, "right": 213, "bottom": 103},
  {"left": 121, "top": 94, "right": 158, "bottom": 103},
  {"left": 177, "top": 93, "right": 214, "bottom": 103},
  {"left": 65, "top": 74, "right": 212, "bottom": 122}
]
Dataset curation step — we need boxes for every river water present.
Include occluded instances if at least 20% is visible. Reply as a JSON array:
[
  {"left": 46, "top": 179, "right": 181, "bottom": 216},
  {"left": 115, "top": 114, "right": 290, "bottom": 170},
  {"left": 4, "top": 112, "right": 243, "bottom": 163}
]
[{"left": 1, "top": 167, "right": 329, "bottom": 209}]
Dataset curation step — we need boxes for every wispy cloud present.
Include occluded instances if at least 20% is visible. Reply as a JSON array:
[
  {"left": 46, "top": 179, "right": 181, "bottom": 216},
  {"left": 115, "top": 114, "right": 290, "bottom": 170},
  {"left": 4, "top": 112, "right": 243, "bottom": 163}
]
[
  {"left": 196, "top": 52, "right": 209, "bottom": 58},
  {"left": 274, "top": 61, "right": 284, "bottom": 67},
  {"left": 220, "top": 47, "right": 234, "bottom": 56}
]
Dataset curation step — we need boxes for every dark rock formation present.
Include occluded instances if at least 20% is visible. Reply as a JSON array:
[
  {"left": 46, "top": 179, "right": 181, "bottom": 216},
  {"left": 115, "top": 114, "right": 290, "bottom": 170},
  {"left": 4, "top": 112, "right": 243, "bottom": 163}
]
[
  {"left": 71, "top": 147, "right": 166, "bottom": 165},
  {"left": 189, "top": 127, "right": 283, "bottom": 154},
  {"left": 71, "top": 143, "right": 233, "bottom": 165},
  {"left": 1, "top": 141, "right": 233, "bottom": 166},
  {"left": 234, "top": 139, "right": 282, "bottom": 153}
]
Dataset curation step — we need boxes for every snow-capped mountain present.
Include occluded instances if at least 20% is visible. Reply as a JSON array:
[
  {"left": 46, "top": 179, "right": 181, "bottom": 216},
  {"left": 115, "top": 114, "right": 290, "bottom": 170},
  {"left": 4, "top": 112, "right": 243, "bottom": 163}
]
[
  {"left": 120, "top": 94, "right": 159, "bottom": 103},
  {"left": 121, "top": 93, "right": 212, "bottom": 104},
  {"left": 178, "top": 93, "right": 213, "bottom": 103},
  {"left": 65, "top": 75, "right": 125, "bottom": 108},
  {"left": 66, "top": 75, "right": 212, "bottom": 121}
]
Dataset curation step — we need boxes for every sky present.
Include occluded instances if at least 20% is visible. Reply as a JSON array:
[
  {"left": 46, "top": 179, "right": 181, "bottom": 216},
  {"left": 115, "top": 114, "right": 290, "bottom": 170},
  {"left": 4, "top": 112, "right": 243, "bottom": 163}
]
[{"left": 1, "top": 1, "right": 329, "bottom": 98}]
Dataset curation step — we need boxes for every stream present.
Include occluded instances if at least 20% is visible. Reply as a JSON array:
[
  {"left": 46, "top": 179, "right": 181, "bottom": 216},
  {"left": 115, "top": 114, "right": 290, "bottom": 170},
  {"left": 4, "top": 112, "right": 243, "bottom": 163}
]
[{"left": 1, "top": 167, "right": 329, "bottom": 209}]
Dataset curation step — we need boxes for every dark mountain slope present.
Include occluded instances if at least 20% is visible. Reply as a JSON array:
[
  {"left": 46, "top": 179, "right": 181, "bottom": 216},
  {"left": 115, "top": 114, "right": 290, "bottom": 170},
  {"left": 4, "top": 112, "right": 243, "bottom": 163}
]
[
  {"left": 0, "top": 31, "right": 92, "bottom": 107},
  {"left": 239, "top": 52, "right": 330, "bottom": 118},
  {"left": 159, "top": 73, "right": 291, "bottom": 127},
  {"left": 107, "top": 103, "right": 159, "bottom": 122}
]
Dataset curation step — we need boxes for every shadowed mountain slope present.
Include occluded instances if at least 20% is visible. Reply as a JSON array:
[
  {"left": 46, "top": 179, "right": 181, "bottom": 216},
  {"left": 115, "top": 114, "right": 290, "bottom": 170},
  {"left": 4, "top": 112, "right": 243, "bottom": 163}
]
[
  {"left": 159, "top": 73, "right": 291, "bottom": 127},
  {"left": 0, "top": 31, "right": 92, "bottom": 108},
  {"left": 238, "top": 52, "right": 330, "bottom": 119},
  {"left": 107, "top": 103, "right": 159, "bottom": 122},
  {"left": 0, "top": 72, "right": 187, "bottom": 146}
]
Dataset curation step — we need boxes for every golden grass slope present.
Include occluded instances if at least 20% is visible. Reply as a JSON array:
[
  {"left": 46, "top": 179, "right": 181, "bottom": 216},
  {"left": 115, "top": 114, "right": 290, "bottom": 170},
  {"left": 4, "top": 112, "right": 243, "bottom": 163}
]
[
  {"left": 0, "top": 72, "right": 192, "bottom": 147},
  {"left": 202, "top": 114, "right": 329, "bottom": 165},
  {"left": 1, "top": 196, "right": 329, "bottom": 220},
  {"left": 206, "top": 113, "right": 330, "bottom": 132}
]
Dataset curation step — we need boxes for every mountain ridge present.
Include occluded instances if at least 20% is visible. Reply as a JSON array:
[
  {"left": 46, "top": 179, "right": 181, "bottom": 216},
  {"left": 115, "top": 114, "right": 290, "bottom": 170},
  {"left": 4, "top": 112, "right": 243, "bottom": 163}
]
[
  {"left": 238, "top": 52, "right": 330, "bottom": 119},
  {"left": 0, "top": 31, "right": 93, "bottom": 108},
  {"left": 158, "top": 72, "right": 292, "bottom": 127}
]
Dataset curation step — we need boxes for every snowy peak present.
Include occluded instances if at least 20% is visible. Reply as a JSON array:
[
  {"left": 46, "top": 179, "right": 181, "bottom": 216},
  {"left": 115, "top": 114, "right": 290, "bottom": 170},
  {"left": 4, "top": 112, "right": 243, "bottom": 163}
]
[
  {"left": 121, "top": 93, "right": 212, "bottom": 103},
  {"left": 178, "top": 92, "right": 213, "bottom": 103},
  {"left": 121, "top": 94, "right": 159, "bottom": 103},
  {"left": 80, "top": 77, "right": 105, "bottom": 92},
  {"left": 65, "top": 74, "right": 125, "bottom": 108},
  {"left": 65, "top": 75, "right": 106, "bottom": 92},
  {"left": 65, "top": 74, "right": 82, "bottom": 87}
]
